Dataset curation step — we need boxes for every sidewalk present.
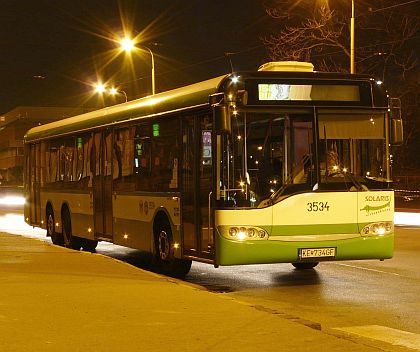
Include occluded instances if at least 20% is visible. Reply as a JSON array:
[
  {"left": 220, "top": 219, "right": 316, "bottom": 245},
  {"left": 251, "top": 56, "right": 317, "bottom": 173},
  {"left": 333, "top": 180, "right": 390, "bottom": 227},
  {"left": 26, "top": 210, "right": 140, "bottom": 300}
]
[{"left": 0, "top": 232, "right": 381, "bottom": 352}]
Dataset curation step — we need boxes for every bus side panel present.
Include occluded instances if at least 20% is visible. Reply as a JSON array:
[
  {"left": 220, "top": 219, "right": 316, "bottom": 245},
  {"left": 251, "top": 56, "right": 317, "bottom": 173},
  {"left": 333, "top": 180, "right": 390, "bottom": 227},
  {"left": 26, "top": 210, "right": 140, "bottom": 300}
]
[
  {"left": 39, "top": 190, "right": 94, "bottom": 240},
  {"left": 112, "top": 194, "right": 181, "bottom": 255}
]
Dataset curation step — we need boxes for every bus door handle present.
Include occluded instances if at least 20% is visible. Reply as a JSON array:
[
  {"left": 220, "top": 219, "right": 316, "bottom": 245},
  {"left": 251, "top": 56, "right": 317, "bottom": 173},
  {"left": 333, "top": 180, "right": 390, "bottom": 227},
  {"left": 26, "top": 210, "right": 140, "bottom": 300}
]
[{"left": 208, "top": 191, "right": 212, "bottom": 240}]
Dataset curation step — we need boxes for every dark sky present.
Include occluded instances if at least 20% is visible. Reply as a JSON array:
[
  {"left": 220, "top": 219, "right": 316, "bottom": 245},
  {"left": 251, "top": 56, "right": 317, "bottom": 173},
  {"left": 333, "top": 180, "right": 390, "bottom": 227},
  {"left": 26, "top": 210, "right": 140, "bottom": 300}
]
[{"left": 1, "top": 0, "right": 270, "bottom": 113}]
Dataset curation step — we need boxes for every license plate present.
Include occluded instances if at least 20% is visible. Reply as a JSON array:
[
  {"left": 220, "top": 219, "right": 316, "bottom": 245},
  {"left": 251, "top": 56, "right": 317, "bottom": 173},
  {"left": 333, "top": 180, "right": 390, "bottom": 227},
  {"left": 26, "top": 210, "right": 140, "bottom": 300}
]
[{"left": 299, "top": 247, "right": 336, "bottom": 259}]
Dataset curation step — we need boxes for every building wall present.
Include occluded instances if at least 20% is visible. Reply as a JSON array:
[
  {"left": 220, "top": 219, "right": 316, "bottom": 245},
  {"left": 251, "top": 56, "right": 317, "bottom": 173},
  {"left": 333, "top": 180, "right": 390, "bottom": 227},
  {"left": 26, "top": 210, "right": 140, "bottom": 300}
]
[{"left": 0, "top": 106, "right": 88, "bottom": 185}]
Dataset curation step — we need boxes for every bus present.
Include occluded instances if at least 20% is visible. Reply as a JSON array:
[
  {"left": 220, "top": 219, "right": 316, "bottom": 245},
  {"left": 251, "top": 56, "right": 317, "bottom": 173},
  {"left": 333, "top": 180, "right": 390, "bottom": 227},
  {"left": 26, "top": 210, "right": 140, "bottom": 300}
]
[{"left": 24, "top": 61, "right": 403, "bottom": 277}]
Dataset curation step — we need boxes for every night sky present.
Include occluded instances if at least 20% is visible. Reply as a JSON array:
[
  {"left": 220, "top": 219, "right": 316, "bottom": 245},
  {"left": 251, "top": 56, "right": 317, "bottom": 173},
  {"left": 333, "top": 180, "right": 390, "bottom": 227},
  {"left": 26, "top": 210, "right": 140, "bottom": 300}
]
[{"left": 1, "top": 0, "right": 270, "bottom": 113}]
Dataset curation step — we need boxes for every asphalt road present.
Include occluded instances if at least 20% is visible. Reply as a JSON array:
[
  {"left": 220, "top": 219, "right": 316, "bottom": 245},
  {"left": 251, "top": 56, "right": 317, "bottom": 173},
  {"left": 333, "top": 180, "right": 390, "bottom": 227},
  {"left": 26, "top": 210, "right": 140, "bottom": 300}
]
[{"left": 1, "top": 207, "right": 419, "bottom": 350}]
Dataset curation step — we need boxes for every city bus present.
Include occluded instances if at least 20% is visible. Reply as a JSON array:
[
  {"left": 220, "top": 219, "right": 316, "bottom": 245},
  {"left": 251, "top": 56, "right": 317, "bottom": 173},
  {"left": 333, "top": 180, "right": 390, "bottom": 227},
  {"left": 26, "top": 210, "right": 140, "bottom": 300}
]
[{"left": 24, "top": 61, "right": 403, "bottom": 277}]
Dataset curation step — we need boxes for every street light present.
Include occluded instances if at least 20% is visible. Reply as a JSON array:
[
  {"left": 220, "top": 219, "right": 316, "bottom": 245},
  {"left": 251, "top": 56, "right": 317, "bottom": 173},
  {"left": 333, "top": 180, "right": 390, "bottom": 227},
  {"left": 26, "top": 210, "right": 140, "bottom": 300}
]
[
  {"left": 119, "top": 37, "right": 156, "bottom": 95},
  {"left": 94, "top": 83, "right": 128, "bottom": 103},
  {"left": 350, "top": 0, "right": 355, "bottom": 73},
  {"left": 94, "top": 83, "right": 106, "bottom": 94},
  {"left": 109, "top": 87, "right": 128, "bottom": 102}
]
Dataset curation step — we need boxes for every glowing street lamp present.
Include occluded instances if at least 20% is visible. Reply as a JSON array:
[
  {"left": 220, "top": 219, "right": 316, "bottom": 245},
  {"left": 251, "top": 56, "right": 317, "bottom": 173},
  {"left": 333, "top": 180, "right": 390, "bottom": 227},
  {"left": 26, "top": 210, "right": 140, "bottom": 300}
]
[
  {"left": 119, "top": 37, "right": 155, "bottom": 95},
  {"left": 94, "top": 83, "right": 128, "bottom": 103},
  {"left": 109, "top": 87, "right": 128, "bottom": 102},
  {"left": 94, "top": 83, "right": 106, "bottom": 94},
  {"left": 120, "top": 37, "right": 135, "bottom": 52}
]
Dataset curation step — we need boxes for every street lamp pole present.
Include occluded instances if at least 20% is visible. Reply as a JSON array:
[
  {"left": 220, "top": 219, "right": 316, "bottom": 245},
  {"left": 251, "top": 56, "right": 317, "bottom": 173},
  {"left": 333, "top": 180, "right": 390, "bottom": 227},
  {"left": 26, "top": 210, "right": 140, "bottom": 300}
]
[
  {"left": 140, "top": 46, "right": 155, "bottom": 95},
  {"left": 350, "top": 0, "right": 355, "bottom": 74},
  {"left": 119, "top": 37, "right": 156, "bottom": 95}
]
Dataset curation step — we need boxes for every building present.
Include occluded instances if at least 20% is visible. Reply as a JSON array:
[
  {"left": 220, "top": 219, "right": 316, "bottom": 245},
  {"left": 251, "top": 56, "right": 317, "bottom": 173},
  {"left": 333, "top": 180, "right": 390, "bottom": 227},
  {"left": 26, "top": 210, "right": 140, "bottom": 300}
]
[{"left": 0, "top": 106, "right": 89, "bottom": 185}]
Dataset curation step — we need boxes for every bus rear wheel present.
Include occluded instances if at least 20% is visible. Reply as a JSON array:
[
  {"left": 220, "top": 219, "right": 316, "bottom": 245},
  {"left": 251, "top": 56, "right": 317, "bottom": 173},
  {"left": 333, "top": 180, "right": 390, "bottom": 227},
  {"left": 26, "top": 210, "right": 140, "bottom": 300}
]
[
  {"left": 292, "top": 262, "right": 319, "bottom": 270},
  {"left": 47, "top": 208, "right": 64, "bottom": 246},
  {"left": 62, "top": 209, "right": 82, "bottom": 250},
  {"left": 155, "top": 222, "right": 191, "bottom": 278}
]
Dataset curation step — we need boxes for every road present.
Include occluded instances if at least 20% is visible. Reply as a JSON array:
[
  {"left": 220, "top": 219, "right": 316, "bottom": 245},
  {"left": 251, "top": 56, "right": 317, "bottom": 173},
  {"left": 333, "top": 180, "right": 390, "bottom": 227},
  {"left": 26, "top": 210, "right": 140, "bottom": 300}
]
[{"left": 1, "top": 207, "right": 420, "bottom": 350}]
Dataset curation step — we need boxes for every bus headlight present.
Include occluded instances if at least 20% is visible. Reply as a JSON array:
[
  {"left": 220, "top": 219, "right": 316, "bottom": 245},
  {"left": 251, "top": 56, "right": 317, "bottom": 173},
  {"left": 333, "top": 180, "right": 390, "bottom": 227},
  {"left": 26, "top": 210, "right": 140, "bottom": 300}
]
[
  {"left": 220, "top": 226, "right": 269, "bottom": 241},
  {"left": 361, "top": 222, "right": 393, "bottom": 237}
]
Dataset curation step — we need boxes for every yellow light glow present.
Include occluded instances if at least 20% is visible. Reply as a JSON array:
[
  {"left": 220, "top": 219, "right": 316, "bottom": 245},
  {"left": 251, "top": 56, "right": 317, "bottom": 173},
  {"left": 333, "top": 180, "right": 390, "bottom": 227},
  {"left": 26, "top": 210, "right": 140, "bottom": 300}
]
[
  {"left": 88, "top": 227, "right": 92, "bottom": 233},
  {"left": 377, "top": 227, "right": 386, "bottom": 235},
  {"left": 123, "top": 234, "right": 128, "bottom": 239},
  {"left": 109, "top": 87, "right": 118, "bottom": 95},
  {"left": 232, "top": 110, "right": 238, "bottom": 116},
  {"left": 257, "top": 146, "right": 263, "bottom": 150},
  {"left": 120, "top": 37, "right": 135, "bottom": 52},
  {"left": 333, "top": 165, "right": 339, "bottom": 171},
  {"left": 237, "top": 231, "right": 246, "bottom": 240},
  {"left": 173, "top": 243, "right": 180, "bottom": 249},
  {"left": 55, "top": 222, "right": 59, "bottom": 227},
  {"left": 41, "top": 220, "right": 44, "bottom": 225},
  {"left": 237, "top": 135, "right": 242, "bottom": 140},
  {"left": 95, "top": 83, "right": 106, "bottom": 93},
  {"left": 343, "top": 168, "right": 347, "bottom": 173},
  {"left": 239, "top": 181, "right": 245, "bottom": 187}
]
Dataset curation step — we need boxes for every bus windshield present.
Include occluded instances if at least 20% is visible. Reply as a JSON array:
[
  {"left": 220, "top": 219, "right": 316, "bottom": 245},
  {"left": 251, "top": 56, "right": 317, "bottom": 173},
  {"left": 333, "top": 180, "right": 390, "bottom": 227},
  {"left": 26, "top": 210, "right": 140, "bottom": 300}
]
[{"left": 218, "top": 110, "right": 388, "bottom": 208}]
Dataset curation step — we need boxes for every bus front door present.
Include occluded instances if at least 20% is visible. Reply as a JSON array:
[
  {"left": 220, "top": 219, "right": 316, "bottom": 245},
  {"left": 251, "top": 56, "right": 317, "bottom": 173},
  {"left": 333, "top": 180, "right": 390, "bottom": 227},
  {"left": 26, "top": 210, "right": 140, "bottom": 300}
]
[
  {"left": 92, "top": 130, "right": 113, "bottom": 241},
  {"left": 181, "top": 115, "right": 214, "bottom": 261}
]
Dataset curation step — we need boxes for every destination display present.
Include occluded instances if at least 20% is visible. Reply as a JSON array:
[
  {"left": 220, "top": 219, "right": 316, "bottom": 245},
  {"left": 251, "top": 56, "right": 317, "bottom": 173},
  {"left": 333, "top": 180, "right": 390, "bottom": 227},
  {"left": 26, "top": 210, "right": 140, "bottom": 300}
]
[
  {"left": 258, "top": 83, "right": 360, "bottom": 101},
  {"left": 244, "top": 79, "right": 373, "bottom": 106}
]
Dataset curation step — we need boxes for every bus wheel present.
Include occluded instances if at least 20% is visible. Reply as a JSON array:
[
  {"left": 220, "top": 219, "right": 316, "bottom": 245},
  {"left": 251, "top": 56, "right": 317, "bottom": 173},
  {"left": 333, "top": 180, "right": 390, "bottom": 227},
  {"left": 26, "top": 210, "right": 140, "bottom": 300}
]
[
  {"left": 62, "top": 209, "right": 82, "bottom": 250},
  {"left": 47, "top": 208, "right": 64, "bottom": 246},
  {"left": 155, "top": 222, "right": 192, "bottom": 278},
  {"left": 292, "top": 262, "right": 319, "bottom": 270}
]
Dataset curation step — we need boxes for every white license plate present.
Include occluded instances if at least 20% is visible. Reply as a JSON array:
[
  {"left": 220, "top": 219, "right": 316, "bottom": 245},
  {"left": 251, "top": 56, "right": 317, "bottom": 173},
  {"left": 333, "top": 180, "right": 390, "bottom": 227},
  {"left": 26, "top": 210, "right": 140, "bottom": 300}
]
[{"left": 299, "top": 247, "right": 336, "bottom": 259}]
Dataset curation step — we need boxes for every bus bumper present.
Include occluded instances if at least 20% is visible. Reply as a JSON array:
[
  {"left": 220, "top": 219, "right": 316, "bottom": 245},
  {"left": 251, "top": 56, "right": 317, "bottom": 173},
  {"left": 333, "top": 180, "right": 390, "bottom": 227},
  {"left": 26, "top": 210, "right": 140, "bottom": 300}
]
[{"left": 215, "top": 230, "right": 394, "bottom": 266}]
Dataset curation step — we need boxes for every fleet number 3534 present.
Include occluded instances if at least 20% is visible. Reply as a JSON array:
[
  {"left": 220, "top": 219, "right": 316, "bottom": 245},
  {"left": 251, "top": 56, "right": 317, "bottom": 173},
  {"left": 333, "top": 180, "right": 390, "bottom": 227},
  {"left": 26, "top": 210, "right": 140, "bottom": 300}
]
[{"left": 307, "top": 201, "right": 330, "bottom": 212}]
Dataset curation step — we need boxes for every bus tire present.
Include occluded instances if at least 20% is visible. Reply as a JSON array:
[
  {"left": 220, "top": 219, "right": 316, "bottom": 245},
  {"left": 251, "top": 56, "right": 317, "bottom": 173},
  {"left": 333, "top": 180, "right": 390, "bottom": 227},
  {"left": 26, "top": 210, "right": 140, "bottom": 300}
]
[
  {"left": 154, "top": 220, "right": 192, "bottom": 278},
  {"left": 47, "top": 207, "right": 64, "bottom": 246},
  {"left": 292, "top": 262, "right": 319, "bottom": 270},
  {"left": 61, "top": 208, "right": 82, "bottom": 250}
]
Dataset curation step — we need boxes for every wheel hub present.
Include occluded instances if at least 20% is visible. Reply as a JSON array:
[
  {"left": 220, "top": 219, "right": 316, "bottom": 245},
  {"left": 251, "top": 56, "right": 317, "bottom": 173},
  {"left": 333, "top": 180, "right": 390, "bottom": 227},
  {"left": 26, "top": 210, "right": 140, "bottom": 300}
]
[{"left": 158, "top": 230, "right": 170, "bottom": 260}]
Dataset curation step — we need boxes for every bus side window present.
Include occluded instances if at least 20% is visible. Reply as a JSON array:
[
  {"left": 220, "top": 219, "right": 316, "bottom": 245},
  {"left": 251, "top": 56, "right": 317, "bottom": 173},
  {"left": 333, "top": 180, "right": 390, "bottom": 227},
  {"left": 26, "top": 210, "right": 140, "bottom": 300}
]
[
  {"left": 151, "top": 119, "right": 179, "bottom": 191},
  {"left": 133, "top": 124, "right": 151, "bottom": 191},
  {"left": 113, "top": 127, "right": 136, "bottom": 191},
  {"left": 74, "top": 134, "right": 92, "bottom": 190},
  {"left": 46, "top": 139, "right": 60, "bottom": 187}
]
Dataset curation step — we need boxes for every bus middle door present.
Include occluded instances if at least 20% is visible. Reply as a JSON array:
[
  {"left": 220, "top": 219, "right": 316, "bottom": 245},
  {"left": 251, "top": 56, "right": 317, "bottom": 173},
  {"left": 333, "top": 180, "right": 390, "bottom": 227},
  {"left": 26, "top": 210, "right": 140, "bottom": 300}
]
[{"left": 92, "top": 130, "right": 113, "bottom": 241}]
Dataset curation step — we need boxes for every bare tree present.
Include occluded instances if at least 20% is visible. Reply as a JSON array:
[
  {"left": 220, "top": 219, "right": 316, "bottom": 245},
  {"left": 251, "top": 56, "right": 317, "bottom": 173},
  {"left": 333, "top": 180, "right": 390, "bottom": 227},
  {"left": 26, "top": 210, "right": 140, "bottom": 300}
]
[{"left": 262, "top": 0, "right": 420, "bottom": 172}]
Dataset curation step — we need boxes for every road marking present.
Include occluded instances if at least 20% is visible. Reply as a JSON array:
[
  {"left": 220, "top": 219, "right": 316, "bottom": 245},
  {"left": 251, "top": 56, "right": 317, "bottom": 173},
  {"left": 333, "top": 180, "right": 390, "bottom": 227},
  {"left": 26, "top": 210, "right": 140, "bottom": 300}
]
[
  {"left": 334, "top": 325, "right": 420, "bottom": 350},
  {"left": 333, "top": 262, "right": 400, "bottom": 276}
]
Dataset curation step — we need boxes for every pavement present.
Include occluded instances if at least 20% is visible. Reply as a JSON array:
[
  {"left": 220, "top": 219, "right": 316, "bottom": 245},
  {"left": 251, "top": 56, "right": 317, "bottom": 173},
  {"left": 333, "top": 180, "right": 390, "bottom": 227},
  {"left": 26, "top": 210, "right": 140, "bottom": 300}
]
[{"left": 0, "top": 232, "right": 407, "bottom": 351}]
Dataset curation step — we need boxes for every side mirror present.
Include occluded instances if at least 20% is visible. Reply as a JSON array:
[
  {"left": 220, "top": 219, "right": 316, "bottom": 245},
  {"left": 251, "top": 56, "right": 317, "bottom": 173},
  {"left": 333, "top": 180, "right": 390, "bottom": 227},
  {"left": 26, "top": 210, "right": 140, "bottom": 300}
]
[
  {"left": 214, "top": 105, "right": 231, "bottom": 134},
  {"left": 391, "top": 118, "right": 403, "bottom": 146}
]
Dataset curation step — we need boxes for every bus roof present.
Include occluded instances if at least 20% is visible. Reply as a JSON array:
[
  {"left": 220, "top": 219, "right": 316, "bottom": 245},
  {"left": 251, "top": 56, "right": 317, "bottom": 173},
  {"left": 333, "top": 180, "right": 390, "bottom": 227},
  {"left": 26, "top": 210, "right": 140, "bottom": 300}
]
[
  {"left": 25, "top": 75, "right": 228, "bottom": 142},
  {"left": 24, "top": 70, "right": 380, "bottom": 143}
]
